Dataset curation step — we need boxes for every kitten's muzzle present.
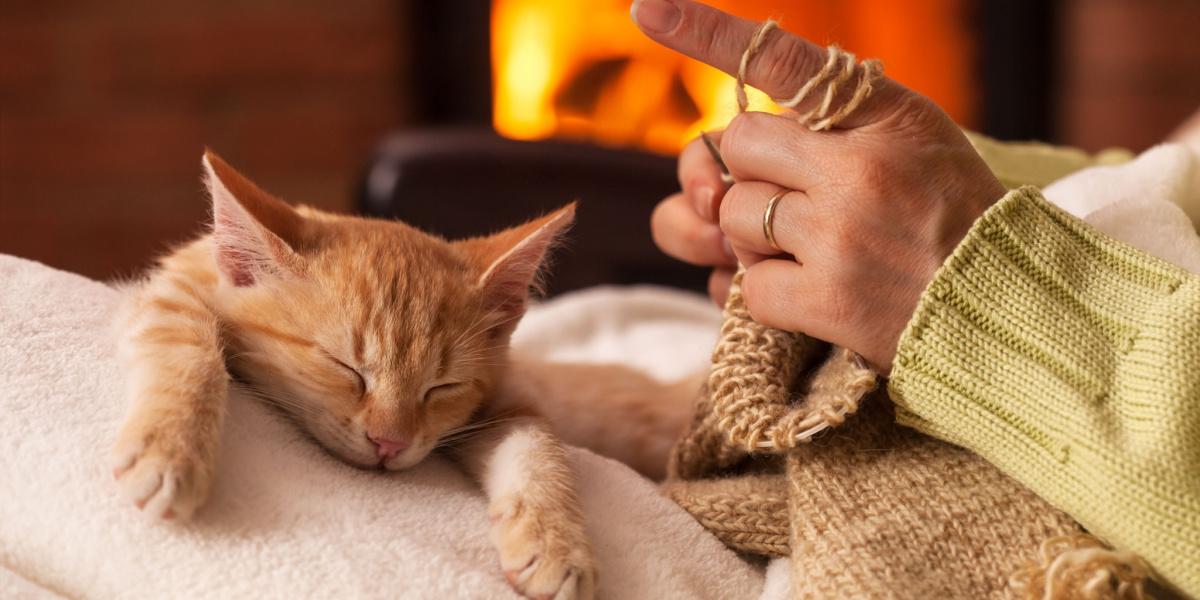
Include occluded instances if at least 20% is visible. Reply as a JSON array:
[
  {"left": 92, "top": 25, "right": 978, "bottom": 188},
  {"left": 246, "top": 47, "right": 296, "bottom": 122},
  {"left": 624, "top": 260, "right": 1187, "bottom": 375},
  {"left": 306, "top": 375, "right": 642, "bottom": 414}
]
[{"left": 368, "top": 434, "right": 411, "bottom": 461}]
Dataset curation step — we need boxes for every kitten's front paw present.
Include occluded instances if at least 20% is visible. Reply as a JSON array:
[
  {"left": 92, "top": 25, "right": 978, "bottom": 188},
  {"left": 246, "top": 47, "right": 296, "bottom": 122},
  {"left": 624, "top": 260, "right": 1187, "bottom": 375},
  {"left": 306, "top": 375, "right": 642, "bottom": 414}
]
[
  {"left": 111, "top": 421, "right": 217, "bottom": 521},
  {"left": 490, "top": 497, "right": 595, "bottom": 600}
]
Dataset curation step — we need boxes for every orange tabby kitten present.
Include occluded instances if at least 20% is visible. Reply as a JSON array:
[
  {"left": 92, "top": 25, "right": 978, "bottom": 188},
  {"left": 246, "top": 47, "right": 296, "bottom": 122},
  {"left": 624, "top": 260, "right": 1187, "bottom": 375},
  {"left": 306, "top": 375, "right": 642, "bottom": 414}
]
[{"left": 111, "top": 151, "right": 694, "bottom": 599}]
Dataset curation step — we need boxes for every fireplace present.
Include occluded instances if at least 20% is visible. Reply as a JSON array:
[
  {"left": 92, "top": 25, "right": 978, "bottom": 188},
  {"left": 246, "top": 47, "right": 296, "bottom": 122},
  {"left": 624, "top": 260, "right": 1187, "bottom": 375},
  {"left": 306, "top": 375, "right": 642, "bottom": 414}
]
[
  {"left": 490, "top": 0, "right": 988, "bottom": 155},
  {"left": 361, "top": 0, "right": 1055, "bottom": 295}
]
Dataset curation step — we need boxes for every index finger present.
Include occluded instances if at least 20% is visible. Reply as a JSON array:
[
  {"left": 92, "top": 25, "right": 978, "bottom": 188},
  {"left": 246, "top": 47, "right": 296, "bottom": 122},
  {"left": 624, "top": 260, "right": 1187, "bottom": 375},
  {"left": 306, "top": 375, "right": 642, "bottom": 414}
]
[{"left": 631, "top": 0, "right": 897, "bottom": 127}]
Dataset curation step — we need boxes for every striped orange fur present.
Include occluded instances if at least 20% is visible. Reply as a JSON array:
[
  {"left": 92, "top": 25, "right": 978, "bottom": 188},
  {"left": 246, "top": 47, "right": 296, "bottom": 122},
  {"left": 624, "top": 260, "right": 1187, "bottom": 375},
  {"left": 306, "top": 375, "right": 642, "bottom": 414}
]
[{"left": 109, "top": 151, "right": 695, "bottom": 599}]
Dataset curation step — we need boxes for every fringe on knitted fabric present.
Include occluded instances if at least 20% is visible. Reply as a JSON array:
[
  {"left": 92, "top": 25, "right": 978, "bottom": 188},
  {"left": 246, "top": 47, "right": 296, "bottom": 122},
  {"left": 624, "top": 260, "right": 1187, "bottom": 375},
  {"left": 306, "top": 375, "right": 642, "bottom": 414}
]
[
  {"left": 668, "top": 270, "right": 877, "bottom": 481},
  {"left": 690, "top": 270, "right": 874, "bottom": 450},
  {"left": 1009, "top": 534, "right": 1152, "bottom": 600}
]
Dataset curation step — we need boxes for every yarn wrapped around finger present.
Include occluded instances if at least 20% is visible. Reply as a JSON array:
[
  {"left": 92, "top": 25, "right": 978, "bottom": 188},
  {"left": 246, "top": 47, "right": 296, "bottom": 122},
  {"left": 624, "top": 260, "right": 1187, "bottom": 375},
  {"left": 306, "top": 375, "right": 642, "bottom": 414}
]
[{"left": 735, "top": 19, "right": 883, "bottom": 130}]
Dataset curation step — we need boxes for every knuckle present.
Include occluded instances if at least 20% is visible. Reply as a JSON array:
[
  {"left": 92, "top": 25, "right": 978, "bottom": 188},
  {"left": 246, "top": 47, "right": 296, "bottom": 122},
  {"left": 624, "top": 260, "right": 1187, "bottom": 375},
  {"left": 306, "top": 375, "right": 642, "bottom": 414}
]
[
  {"left": 824, "top": 226, "right": 849, "bottom": 257},
  {"left": 741, "top": 268, "right": 779, "bottom": 326},
  {"left": 826, "top": 217, "right": 862, "bottom": 258},
  {"left": 718, "top": 184, "right": 743, "bottom": 224},
  {"left": 842, "top": 152, "right": 891, "bottom": 195},
  {"left": 877, "top": 92, "right": 947, "bottom": 135},
  {"left": 722, "top": 112, "right": 769, "bottom": 158},
  {"left": 691, "top": 9, "right": 729, "bottom": 69},
  {"left": 720, "top": 114, "right": 750, "bottom": 157},
  {"left": 758, "top": 36, "right": 815, "bottom": 93}
]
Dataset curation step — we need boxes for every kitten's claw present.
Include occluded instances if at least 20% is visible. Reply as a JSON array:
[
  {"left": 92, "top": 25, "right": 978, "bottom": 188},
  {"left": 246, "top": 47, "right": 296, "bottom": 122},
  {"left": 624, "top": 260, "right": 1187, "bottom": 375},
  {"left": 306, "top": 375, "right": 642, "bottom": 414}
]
[
  {"left": 491, "top": 498, "right": 595, "bottom": 600},
  {"left": 111, "top": 427, "right": 215, "bottom": 522}
]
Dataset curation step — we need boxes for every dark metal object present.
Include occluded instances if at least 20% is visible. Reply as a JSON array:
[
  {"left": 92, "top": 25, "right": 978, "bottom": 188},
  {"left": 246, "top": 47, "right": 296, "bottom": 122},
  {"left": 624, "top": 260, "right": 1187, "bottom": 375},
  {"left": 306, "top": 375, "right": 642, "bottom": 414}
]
[
  {"left": 360, "top": 129, "right": 707, "bottom": 295},
  {"left": 700, "top": 131, "right": 734, "bottom": 184}
]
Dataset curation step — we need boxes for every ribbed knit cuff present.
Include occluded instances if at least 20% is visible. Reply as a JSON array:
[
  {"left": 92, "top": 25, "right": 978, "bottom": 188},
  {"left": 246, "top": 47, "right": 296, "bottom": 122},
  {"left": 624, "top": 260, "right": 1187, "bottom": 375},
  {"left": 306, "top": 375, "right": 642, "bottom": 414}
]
[{"left": 888, "top": 186, "right": 1200, "bottom": 596}]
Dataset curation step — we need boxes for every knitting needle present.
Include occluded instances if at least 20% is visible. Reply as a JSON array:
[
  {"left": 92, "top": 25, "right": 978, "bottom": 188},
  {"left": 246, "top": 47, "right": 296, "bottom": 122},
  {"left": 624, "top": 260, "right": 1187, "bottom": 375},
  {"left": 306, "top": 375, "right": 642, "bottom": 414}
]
[{"left": 700, "top": 131, "right": 735, "bottom": 185}]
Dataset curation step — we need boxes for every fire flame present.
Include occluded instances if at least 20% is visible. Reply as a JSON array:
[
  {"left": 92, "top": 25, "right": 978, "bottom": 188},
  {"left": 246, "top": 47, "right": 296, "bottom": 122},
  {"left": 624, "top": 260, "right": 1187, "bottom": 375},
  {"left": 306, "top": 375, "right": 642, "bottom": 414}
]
[{"left": 492, "top": 0, "right": 974, "bottom": 155}]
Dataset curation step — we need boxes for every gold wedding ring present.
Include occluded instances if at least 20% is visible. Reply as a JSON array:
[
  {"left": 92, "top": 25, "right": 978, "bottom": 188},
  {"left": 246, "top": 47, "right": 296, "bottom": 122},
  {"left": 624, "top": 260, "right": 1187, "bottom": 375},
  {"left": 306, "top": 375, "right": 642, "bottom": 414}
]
[{"left": 763, "top": 189, "right": 788, "bottom": 252}]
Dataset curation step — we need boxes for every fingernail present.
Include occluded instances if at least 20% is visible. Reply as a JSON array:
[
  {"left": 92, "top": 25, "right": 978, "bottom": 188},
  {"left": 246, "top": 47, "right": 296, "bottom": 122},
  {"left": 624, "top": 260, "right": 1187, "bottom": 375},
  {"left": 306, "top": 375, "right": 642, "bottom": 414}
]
[
  {"left": 693, "top": 186, "right": 715, "bottom": 222},
  {"left": 631, "top": 0, "right": 680, "bottom": 34}
]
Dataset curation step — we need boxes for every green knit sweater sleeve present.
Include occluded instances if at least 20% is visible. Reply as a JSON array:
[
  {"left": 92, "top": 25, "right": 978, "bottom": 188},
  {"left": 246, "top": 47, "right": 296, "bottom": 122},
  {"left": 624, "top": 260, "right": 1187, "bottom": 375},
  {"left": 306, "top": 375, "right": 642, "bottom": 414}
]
[{"left": 888, "top": 186, "right": 1200, "bottom": 597}]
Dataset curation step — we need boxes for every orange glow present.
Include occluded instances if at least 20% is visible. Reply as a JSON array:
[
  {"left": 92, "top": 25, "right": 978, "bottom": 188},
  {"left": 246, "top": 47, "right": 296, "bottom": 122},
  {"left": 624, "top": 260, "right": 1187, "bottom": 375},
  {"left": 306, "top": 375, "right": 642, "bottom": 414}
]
[{"left": 492, "top": 0, "right": 976, "bottom": 155}]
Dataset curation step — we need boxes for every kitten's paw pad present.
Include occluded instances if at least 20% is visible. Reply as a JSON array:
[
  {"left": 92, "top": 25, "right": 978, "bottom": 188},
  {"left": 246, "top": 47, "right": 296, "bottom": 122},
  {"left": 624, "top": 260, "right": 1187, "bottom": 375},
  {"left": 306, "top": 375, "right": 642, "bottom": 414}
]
[
  {"left": 505, "top": 560, "right": 592, "bottom": 600},
  {"left": 491, "top": 500, "right": 595, "bottom": 600},
  {"left": 111, "top": 434, "right": 213, "bottom": 521}
]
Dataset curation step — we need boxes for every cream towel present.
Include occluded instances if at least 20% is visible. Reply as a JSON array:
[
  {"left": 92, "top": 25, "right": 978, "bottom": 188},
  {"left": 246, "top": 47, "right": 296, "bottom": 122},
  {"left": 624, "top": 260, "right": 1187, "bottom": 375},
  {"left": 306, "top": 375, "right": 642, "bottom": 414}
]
[{"left": 0, "top": 257, "right": 760, "bottom": 599}]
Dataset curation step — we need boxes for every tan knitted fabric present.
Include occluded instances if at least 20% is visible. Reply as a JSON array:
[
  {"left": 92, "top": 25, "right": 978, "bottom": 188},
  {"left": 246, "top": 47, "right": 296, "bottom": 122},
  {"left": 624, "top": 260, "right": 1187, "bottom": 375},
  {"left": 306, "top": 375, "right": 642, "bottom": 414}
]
[
  {"left": 666, "top": 271, "right": 1093, "bottom": 598},
  {"left": 661, "top": 474, "right": 790, "bottom": 556},
  {"left": 666, "top": 20, "right": 1155, "bottom": 597}
]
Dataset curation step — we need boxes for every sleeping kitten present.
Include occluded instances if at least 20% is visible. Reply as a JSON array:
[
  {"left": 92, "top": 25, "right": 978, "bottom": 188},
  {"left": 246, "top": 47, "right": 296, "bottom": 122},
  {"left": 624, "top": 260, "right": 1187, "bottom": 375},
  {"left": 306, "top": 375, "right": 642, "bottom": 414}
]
[{"left": 111, "top": 151, "right": 692, "bottom": 599}]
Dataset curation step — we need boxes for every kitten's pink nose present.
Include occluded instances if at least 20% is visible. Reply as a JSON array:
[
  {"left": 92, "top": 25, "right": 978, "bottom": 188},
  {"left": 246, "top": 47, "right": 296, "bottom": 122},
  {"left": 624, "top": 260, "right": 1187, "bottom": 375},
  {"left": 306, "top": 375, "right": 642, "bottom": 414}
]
[{"left": 369, "top": 435, "right": 410, "bottom": 460}]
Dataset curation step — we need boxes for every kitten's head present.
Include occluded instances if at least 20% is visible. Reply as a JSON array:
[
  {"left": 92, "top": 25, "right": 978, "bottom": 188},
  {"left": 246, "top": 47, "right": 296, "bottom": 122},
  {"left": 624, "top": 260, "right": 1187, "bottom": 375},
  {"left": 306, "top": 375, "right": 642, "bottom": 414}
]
[{"left": 200, "top": 150, "right": 573, "bottom": 470}]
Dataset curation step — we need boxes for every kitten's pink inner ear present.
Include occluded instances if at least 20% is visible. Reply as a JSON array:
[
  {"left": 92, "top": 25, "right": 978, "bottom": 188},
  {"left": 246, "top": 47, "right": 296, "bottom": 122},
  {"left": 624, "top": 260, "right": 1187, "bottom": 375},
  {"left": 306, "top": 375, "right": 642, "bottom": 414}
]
[
  {"left": 203, "top": 150, "right": 305, "bottom": 287},
  {"left": 466, "top": 203, "right": 577, "bottom": 316}
]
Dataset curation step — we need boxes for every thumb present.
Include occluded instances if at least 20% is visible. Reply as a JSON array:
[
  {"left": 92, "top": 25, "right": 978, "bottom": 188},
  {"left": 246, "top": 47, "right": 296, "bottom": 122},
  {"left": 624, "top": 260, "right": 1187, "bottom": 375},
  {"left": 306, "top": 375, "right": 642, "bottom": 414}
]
[{"left": 630, "top": 0, "right": 901, "bottom": 128}]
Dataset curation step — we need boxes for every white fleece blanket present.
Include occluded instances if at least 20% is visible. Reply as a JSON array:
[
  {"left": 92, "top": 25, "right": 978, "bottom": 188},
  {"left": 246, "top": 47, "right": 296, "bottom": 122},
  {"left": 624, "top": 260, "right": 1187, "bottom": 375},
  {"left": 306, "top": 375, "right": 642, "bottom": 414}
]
[
  {"left": 0, "top": 264, "right": 762, "bottom": 599},
  {"left": 3, "top": 142, "right": 1198, "bottom": 600}
]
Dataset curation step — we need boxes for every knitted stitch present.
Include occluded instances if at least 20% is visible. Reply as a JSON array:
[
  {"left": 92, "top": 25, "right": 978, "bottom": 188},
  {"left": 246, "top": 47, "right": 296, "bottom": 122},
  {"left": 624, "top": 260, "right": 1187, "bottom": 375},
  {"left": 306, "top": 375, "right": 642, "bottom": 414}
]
[
  {"left": 661, "top": 475, "right": 790, "bottom": 556},
  {"left": 891, "top": 186, "right": 1200, "bottom": 597},
  {"left": 666, "top": 272, "right": 1091, "bottom": 598},
  {"left": 783, "top": 401, "right": 1085, "bottom": 598}
]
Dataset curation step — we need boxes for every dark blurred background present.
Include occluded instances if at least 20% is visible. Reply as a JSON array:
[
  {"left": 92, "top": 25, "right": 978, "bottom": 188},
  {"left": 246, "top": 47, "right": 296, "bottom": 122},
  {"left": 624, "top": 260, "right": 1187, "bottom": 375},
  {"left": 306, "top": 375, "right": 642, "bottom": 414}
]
[{"left": 2, "top": 0, "right": 1199, "bottom": 286}]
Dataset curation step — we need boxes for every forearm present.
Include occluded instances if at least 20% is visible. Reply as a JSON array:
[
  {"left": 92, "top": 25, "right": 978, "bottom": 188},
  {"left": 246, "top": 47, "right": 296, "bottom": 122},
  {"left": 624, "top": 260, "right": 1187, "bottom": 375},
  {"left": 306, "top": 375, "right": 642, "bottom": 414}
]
[{"left": 888, "top": 186, "right": 1200, "bottom": 597}]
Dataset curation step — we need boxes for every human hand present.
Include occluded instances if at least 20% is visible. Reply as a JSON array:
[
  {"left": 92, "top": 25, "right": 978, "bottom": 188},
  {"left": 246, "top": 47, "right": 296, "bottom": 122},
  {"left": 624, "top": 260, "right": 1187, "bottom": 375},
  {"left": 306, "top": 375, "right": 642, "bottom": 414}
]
[
  {"left": 636, "top": 0, "right": 1007, "bottom": 372},
  {"left": 650, "top": 131, "right": 738, "bottom": 305}
]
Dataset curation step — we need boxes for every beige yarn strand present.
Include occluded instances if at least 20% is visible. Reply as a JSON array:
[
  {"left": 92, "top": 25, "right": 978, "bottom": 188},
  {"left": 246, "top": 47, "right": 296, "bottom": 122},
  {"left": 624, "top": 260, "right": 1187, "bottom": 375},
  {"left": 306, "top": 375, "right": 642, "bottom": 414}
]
[
  {"left": 735, "top": 19, "right": 883, "bottom": 131},
  {"left": 734, "top": 20, "right": 778, "bottom": 113},
  {"left": 707, "top": 270, "right": 876, "bottom": 452},
  {"left": 809, "top": 60, "right": 882, "bottom": 130},
  {"left": 800, "top": 49, "right": 853, "bottom": 122},
  {"left": 1009, "top": 534, "right": 1150, "bottom": 599}
]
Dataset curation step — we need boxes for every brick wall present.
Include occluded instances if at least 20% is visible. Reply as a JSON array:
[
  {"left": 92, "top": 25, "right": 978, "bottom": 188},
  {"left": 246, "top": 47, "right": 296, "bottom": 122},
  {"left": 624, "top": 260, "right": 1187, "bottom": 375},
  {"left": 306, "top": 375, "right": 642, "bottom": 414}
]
[
  {"left": 0, "top": 1, "right": 407, "bottom": 279},
  {"left": 1058, "top": 0, "right": 1200, "bottom": 151}
]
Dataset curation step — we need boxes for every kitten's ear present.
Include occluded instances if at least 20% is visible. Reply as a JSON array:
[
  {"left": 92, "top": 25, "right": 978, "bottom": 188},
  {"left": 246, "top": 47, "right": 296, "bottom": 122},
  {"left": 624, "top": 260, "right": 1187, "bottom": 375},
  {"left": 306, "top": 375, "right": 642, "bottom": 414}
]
[
  {"left": 460, "top": 202, "right": 576, "bottom": 321},
  {"left": 202, "top": 149, "right": 305, "bottom": 287}
]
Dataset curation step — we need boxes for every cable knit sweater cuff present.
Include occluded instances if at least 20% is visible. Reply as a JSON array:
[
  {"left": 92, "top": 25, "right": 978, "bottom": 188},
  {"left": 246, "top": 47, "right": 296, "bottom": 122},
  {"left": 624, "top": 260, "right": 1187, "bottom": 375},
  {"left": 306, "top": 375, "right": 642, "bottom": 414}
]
[{"left": 888, "top": 185, "right": 1200, "bottom": 596}]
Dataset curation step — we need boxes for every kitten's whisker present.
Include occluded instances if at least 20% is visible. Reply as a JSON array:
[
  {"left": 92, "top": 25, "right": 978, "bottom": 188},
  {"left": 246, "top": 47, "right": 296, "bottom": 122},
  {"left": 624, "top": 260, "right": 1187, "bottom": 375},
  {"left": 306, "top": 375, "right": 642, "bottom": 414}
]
[
  {"left": 244, "top": 385, "right": 325, "bottom": 420},
  {"left": 439, "top": 415, "right": 524, "bottom": 440}
]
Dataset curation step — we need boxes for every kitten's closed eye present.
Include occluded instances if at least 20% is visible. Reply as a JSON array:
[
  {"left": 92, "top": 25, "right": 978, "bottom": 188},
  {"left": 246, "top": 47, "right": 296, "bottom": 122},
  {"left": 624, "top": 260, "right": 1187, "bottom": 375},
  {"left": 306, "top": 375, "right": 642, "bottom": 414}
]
[
  {"left": 424, "top": 382, "right": 468, "bottom": 403},
  {"left": 327, "top": 354, "right": 366, "bottom": 396}
]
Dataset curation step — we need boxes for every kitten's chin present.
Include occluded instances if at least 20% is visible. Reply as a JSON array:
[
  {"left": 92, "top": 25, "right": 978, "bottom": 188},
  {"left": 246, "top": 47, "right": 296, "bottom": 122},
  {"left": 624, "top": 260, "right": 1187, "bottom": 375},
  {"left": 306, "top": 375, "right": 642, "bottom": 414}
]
[
  {"left": 381, "top": 443, "right": 433, "bottom": 471},
  {"left": 333, "top": 452, "right": 384, "bottom": 471}
]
